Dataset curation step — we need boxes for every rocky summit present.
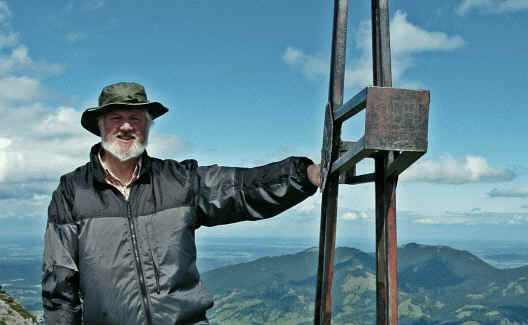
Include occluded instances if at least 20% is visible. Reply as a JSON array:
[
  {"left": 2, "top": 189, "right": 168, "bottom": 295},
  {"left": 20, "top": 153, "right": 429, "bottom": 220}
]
[{"left": 0, "top": 286, "right": 39, "bottom": 325}]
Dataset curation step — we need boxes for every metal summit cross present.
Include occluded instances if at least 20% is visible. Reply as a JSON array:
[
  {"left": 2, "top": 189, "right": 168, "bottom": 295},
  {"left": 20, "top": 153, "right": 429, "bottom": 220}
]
[{"left": 314, "top": 1, "right": 430, "bottom": 325}]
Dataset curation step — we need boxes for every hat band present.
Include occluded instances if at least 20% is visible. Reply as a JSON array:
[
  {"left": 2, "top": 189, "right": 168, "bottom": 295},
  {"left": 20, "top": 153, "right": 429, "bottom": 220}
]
[{"left": 100, "top": 94, "right": 148, "bottom": 106}]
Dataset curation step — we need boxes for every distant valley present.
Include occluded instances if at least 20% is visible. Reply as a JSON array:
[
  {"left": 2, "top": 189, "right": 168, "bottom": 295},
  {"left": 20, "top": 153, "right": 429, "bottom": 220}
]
[{"left": 0, "top": 238, "right": 527, "bottom": 324}]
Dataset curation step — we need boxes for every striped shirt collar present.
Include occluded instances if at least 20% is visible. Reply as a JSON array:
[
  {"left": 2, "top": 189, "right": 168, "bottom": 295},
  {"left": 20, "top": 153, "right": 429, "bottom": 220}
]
[{"left": 98, "top": 149, "right": 142, "bottom": 191}]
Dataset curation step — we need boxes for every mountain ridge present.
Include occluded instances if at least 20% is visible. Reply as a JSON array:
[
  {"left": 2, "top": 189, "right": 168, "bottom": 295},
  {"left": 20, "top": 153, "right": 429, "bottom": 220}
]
[{"left": 202, "top": 243, "right": 528, "bottom": 325}]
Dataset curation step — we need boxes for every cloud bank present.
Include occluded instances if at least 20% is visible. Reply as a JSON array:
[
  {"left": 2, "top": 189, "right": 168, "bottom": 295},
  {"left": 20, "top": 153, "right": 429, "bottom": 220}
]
[
  {"left": 0, "top": 1, "right": 186, "bottom": 224},
  {"left": 0, "top": 103, "right": 187, "bottom": 197},
  {"left": 457, "top": 0, "right": 528, "bottom": 15},
  {"left": 488, "top": 187, "right": 528, "bottom": 198},
  {"left": 400, "top": 154, "right": 514, "bottom": 184},
  {"left": 412, "top": 209, "right": 528, "bottom": 225},
  {"left": 286, "top": 194, "right": 374, "bottom": 223},
  {"left": 283, "top": 10, "right": 464, "bottom": 90}
]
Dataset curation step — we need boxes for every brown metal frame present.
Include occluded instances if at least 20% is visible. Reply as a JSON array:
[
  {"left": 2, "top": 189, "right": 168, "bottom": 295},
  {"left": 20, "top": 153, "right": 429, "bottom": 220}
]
[{"left": 314, "top": 1, "right": 430, "bottom": 324}]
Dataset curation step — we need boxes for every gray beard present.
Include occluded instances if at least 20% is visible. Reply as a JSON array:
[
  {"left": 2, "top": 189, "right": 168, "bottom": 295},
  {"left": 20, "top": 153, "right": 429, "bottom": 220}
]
[{"left": 101, "top": 136, "right": 148, "bottom": 162}]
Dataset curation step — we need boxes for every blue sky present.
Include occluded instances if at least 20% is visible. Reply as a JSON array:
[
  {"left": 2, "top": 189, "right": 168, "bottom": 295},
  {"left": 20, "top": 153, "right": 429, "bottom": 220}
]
[{"left": 0, "top": 0, "right": 527, "bottom": 245}]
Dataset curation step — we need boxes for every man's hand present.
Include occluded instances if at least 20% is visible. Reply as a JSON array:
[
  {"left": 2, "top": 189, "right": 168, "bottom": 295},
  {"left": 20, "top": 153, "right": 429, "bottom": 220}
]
[{"left": 307, "top": 163, "right": 321, "bottom": 188}]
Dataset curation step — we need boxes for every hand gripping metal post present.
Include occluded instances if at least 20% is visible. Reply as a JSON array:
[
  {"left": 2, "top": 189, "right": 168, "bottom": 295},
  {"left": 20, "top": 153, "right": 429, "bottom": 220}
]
[{"left": 314, "top": 1, "right": 431, "bottom": 324}]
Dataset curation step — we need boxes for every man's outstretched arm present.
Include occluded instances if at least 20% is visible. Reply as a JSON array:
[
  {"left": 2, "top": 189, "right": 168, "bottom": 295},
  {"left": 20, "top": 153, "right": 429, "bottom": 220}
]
[{"left": 196, "top": 156, "right": 319, "bottom": 226}]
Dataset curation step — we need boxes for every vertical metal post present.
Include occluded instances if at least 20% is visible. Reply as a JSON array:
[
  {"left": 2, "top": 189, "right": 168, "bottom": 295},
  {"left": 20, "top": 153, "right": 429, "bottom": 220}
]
[
  {"left": 372, "top": 1, "right": 399, "bottom": 325},
  {"left": 371, "top": 0, "right": 392, "bottom": 87},
  {"left": 314, "top": 0, "right": 348, "bottom": 324}
]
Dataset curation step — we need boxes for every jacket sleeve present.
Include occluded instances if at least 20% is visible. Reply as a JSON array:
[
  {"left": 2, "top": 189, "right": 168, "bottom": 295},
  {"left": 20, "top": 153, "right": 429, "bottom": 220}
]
[
  {"left": 42, "top": 177, "right": 82, "bottom": 325},
  {"left": 196, "top": 156, "right": 318, "bottom": 226}
]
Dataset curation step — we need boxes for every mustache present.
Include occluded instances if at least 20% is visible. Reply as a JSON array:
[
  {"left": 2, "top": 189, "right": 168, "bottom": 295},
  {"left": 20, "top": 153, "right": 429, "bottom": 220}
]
[{"left": 116, "top": 131, "right": 136, "bottom": 138}]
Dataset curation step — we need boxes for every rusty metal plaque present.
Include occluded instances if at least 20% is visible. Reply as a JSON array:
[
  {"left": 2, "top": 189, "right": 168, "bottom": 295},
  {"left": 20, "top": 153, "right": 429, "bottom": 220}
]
[{"left": 364, "top": 87, "right": 430, "bottom": 152}]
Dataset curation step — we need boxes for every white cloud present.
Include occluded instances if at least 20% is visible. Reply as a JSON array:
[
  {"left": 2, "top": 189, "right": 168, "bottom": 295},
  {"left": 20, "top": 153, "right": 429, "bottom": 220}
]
[
  {"left": 0, "top": 1, "right": 188, "bottom": 228},
  {"left": 282, "top": 47, "right": 303, "bottom": 65},
  {"left": 148, "top": 132, "right": 188, "bottom": 159},
  {"left": 282, "top": 10, "right": 464, "bottom": 90},
  {"left": 507, "top": 214, "right": 528, "bottom": 224},
  {"left": 412, "top": 210, "right": 528, "bottom": 225},
  {"left": 11, "top": 49, "right": 65, "bottom": 77},
  {"left": 341, "top": 209, "right": 372, "bottom": 221},
  {"left": 0, "top": 3, "right": 85, "bottom": 189},
  {"left": 0, "top": 102, "right": 188, "bottom": 203},
  {"left": 0, "top": 1, "right": 10, "bottom": 25},
  {"left": 0, "top": 102, "right": 187, "bottom": 237},
  {"left": 0, "top": 6, "right": 64, "bottom": 79},
  {"left": 0, "top": 76, "right": 41, "bottom": 101},
  {"left": 66, "top": 32, "right": 86, "bottom": 43},
  {"left": 400, "top": 154, "right": 514, "bottom": 184},
  {"left": 0, "top": 181, "right": 55, "bottom": 200},
  {"left": 0, "top": 105, "right": 93, "bottom": 184},
  {"left": 85, "top": 0, "right": 105, "bottom": 10},
  {"left": 488, "top": 186, "right": 528, "bottom": 198},
  {"left": 390, "top": 11, "right": 465, "bottom": 53},
  {"left": 0, "top": 31, "right": 17, "bottom": 49},
  {"left": 0, "top": 45, "right": 31, "bottom": 75},
  {"left": 458, "top": 0, "right": 493, "bottom": 15},
  {"left": 282, "top": 46, "right": 329, "bottom": 79},
  {"left": 285, "top": 194, "right": 374, "bottom": 224},
  {"left": 289, "top": 195, "right": 320, "bottom": 219},
  {"left": 414, "top": 216, "right": 471, "bottom": 224},
  {"left": 457, "top": 0, "right": 528, "bottom": 15}
]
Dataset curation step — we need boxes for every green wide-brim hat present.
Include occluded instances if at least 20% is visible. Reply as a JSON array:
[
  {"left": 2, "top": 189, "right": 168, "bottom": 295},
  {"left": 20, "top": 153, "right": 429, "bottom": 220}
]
[{"left": 81, "top": 82, "right": 168, "bottom": 136}]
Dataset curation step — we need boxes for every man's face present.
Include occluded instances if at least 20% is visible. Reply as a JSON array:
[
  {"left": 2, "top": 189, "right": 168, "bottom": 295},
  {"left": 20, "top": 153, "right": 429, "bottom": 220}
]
[{"left": 101, "top": 108, "right": 150, "bottom": 161}]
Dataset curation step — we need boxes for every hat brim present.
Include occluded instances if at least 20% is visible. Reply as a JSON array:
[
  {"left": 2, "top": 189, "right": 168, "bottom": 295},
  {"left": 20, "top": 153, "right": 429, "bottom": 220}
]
[{"left": 81, "top": 102, "right": 168, "bottom": 136}]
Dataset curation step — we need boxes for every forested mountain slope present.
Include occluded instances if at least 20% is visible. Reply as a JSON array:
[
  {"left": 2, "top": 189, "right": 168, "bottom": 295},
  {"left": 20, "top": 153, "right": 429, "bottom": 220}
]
[{"left": 203, "top": 243, "right": 528, "bottom": 325}]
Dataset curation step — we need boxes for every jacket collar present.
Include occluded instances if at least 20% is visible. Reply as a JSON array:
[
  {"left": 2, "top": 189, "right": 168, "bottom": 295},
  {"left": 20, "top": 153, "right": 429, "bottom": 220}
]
[{"left": 90, "top": 142, "right": 152, "bottom": 185}]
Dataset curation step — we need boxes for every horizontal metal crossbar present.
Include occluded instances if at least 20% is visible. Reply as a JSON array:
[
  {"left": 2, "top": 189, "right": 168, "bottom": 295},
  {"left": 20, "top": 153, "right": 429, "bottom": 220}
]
[
  {"left": 340, "top": 172, "right": 376, "bottom": 185},
  {"left": 335, "top": 150, "right": 424, "bottom": 185},
  {"left": 331, "top": 137, "right": 377, "bottom": 175},
  {"left": 334, "top": 87, "right": 367, "bottom": 123}
]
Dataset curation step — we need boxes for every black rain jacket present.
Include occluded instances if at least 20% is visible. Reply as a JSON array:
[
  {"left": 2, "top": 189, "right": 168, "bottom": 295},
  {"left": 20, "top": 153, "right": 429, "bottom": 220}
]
[{"left": 42, "top": 143, "right": 317, "bottom": 325}]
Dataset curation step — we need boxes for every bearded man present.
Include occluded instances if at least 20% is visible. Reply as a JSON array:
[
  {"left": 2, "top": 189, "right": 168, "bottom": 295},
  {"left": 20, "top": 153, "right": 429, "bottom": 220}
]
[{"left": 42, "top": 82, "right": 321, "bottom": 325}]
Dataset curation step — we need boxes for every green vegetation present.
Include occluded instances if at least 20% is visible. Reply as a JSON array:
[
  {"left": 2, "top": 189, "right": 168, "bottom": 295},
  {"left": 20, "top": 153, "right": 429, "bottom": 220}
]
[{"left": 203, "top": 244, "right": 528, "bottom": 325}]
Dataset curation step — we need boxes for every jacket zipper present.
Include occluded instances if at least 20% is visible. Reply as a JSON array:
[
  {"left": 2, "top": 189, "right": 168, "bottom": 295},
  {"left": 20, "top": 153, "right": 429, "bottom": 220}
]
[{"left": 127, "top": 202, "right": 153, "bottom": 325}]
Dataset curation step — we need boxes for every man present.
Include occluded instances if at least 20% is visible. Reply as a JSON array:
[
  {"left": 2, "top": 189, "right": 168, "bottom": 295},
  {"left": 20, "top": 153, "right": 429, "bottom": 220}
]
[{"left": 42, "top": 82, "right": 321, "bottom": 325}]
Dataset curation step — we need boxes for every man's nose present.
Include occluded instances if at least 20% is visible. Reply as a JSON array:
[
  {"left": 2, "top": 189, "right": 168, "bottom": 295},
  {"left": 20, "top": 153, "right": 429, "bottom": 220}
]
[{"left": 120, "top": 122, "right": 133, "bottom": 130}]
